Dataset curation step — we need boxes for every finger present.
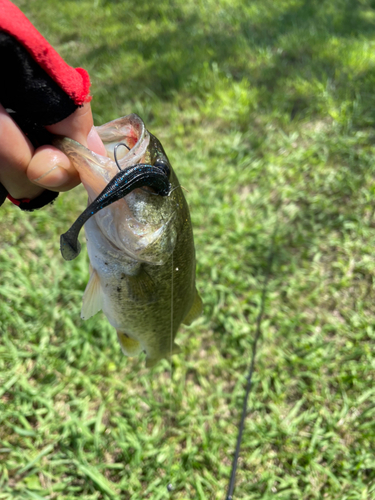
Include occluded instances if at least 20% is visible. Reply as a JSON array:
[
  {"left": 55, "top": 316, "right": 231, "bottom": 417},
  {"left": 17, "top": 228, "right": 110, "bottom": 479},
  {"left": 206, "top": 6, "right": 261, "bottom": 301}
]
[
  {"left": 46, "top": 102, "right": 107, "bottom": 156},
  {"left": 46, "top": 102, "right": 92, "bottom": 145},
  {"left": 87, "top": 125, "right": 107, "bottom": 156},
  {"left": 27, "top": 145, "right": 81, "bottom": 192},
  {"left": 38, "top": 104, "right": 105, "bottom": 192},
  {"left": 0, "top": 104, "right": 44, "bottom": 199}
]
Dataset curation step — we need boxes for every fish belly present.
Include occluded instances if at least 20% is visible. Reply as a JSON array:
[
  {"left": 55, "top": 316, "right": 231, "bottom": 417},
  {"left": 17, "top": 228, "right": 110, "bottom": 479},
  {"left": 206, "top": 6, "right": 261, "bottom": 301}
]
[{"left": 85, "top": 217, "right": 192, "bottom": 364}]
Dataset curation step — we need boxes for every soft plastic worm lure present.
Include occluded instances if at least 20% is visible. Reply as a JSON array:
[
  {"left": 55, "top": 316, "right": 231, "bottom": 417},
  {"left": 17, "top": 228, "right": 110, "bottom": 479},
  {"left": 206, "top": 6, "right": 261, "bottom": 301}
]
[{"left": 60, "top": 143, "right": 171, "bottom": 261}]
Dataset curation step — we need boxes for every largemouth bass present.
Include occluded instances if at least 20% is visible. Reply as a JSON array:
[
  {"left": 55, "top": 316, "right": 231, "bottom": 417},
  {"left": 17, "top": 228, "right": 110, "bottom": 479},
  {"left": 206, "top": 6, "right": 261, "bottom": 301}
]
[{"left": 55, "top": 114, "right": 202, "bottom": 367}]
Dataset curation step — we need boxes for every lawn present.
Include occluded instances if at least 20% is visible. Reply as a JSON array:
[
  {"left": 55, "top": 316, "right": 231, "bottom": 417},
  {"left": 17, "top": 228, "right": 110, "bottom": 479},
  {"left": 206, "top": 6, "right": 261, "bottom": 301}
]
[{"left": 1, "top": 0, "right": 375, "bottom": 498}]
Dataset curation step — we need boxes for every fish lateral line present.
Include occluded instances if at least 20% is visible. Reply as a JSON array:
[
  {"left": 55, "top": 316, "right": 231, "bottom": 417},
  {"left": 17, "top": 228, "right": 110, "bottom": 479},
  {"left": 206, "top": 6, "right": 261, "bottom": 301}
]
[{"left": 60, "top": 163, "right": 171, "bottom": 261}]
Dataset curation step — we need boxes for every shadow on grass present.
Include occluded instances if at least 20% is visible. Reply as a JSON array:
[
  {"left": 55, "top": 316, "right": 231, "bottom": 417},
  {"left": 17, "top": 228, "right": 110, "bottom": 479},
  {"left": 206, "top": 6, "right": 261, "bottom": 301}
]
[{"left": 84, "top": 0, "right": 375, "bottom": 122}]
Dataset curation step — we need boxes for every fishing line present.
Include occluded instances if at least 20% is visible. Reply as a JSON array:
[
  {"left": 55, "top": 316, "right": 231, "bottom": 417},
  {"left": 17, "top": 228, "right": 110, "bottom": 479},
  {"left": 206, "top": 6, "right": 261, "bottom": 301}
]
[
  {"left": 166, "top": 252, "right": 175, "bottom": 493},
  {"left": 225, "top": 228, "right": 277, "bottom": 500},
  {"left": 166, "top": 188, "right": 189, "bottom": 494},
  {"left": 168, "top": 185, "right": 182, "bottom": 196},
  {"left": 114, "top": 137, "right": 176, "bottom": 490}
]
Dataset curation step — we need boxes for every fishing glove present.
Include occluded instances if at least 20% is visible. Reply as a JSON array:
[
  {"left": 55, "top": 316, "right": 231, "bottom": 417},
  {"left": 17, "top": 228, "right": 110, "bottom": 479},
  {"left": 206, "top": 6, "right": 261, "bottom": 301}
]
[{"left": 0, "top": 0, "right": 91, "bottom": 210}]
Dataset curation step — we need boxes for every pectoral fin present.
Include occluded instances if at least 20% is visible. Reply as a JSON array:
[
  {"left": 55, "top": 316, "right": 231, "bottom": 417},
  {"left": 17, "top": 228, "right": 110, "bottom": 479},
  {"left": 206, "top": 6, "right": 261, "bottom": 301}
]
[
  {"left": 81, "top": 268, "right": 103, "bottom": 320},
  {"left": 182, "top": 289, "right": 203, "bottom": 326}
]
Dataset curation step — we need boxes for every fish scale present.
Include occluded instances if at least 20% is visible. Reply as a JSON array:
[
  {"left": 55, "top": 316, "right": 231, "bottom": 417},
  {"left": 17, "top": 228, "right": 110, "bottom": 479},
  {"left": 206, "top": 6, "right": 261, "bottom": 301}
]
[{"left": 56, "top": 113, "right": 202, "bottom": 366}]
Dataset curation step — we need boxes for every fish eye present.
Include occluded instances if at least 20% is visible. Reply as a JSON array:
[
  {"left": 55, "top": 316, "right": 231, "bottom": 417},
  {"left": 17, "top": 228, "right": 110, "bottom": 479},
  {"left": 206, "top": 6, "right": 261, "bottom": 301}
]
[{"left": 154, "top": 159, "right": 170, "bottom": 178}]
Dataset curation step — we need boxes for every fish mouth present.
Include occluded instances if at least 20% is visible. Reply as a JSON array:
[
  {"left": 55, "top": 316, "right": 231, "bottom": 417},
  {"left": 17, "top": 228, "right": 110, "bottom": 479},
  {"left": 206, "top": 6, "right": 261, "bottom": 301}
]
[
  {"left": 96, "top": 113, "right": 148, "bottom": 167},
  {"left": 58, "top": 114, "right": 173, "bottom": 261}
]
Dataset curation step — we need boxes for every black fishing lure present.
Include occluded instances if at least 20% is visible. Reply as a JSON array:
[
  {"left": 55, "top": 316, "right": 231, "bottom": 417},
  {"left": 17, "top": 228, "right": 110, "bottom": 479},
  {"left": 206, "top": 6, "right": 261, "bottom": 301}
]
[{"left": 60, "top": 140, "right": 171, "bottom": 261}]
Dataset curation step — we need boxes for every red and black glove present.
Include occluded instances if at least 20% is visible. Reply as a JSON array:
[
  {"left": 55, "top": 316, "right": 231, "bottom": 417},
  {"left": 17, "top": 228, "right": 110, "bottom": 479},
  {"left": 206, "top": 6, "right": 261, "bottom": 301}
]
[{"left": 0, "top": 0, "right": 91, "bottom": 210}]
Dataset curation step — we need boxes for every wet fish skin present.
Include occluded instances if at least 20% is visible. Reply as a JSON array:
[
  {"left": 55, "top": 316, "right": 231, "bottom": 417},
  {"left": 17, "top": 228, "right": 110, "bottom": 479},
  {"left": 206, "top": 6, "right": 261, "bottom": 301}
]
[{"left": 56, "top": 114, "right": 202, "bottom": 367}]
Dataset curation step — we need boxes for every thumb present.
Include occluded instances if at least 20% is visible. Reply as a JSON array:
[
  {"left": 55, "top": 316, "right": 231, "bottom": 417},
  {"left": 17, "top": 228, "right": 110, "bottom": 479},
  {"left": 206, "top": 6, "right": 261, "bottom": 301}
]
[{"left": 45, "top": 102, "right": 106, "bottom": 156}]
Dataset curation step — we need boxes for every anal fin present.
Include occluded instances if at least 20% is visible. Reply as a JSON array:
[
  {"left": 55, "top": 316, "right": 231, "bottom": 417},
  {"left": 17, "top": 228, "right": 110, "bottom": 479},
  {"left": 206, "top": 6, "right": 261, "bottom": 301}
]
[
  {"left": 117, "top": 331, "right": 143, "bottom": 356},
  {"left": 81, "top": 268, "right": 103, "bottom": 320}
]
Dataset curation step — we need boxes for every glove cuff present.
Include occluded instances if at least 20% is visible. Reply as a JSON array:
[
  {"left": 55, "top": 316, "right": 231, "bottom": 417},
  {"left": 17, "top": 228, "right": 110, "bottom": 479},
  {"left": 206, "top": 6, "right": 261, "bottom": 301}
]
[{"left": 0, "top": 0, "right": 91, "bottom": 105}]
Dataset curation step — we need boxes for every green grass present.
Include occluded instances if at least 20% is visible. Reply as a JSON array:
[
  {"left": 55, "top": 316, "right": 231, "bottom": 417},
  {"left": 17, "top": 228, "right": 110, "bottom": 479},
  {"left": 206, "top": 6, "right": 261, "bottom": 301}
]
[{"left": 1, "top": 0, "right": 375, "bottom": 498}]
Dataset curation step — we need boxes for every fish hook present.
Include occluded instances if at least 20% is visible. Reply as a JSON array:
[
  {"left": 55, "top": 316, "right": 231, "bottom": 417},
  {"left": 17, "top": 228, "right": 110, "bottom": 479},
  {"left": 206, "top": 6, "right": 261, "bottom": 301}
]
[{"left": 114, "top": 142, "right": 131, "bottom": 171}]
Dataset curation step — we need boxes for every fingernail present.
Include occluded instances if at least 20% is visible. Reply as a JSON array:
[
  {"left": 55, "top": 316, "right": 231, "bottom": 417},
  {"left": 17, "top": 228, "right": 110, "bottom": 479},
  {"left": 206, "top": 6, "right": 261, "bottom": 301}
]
[
  {"left": 32, "top": 164, "right": 71, "bottom": 188},
  {"left": 87, "top": 126, "right": 107, "bottom": 156}
]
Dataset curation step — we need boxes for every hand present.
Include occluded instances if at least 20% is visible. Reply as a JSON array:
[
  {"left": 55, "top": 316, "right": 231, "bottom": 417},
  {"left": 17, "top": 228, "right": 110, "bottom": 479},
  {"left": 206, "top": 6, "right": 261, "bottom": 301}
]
[{"left": 0, "top": 102, "right": 106, "bottom": 200}]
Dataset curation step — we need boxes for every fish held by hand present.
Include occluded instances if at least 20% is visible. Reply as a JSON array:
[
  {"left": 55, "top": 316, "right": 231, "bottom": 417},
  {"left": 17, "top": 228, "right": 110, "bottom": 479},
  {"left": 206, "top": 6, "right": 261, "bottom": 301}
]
[{"left": 54, "top": 114, "right": 202, "bottom": 367}]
